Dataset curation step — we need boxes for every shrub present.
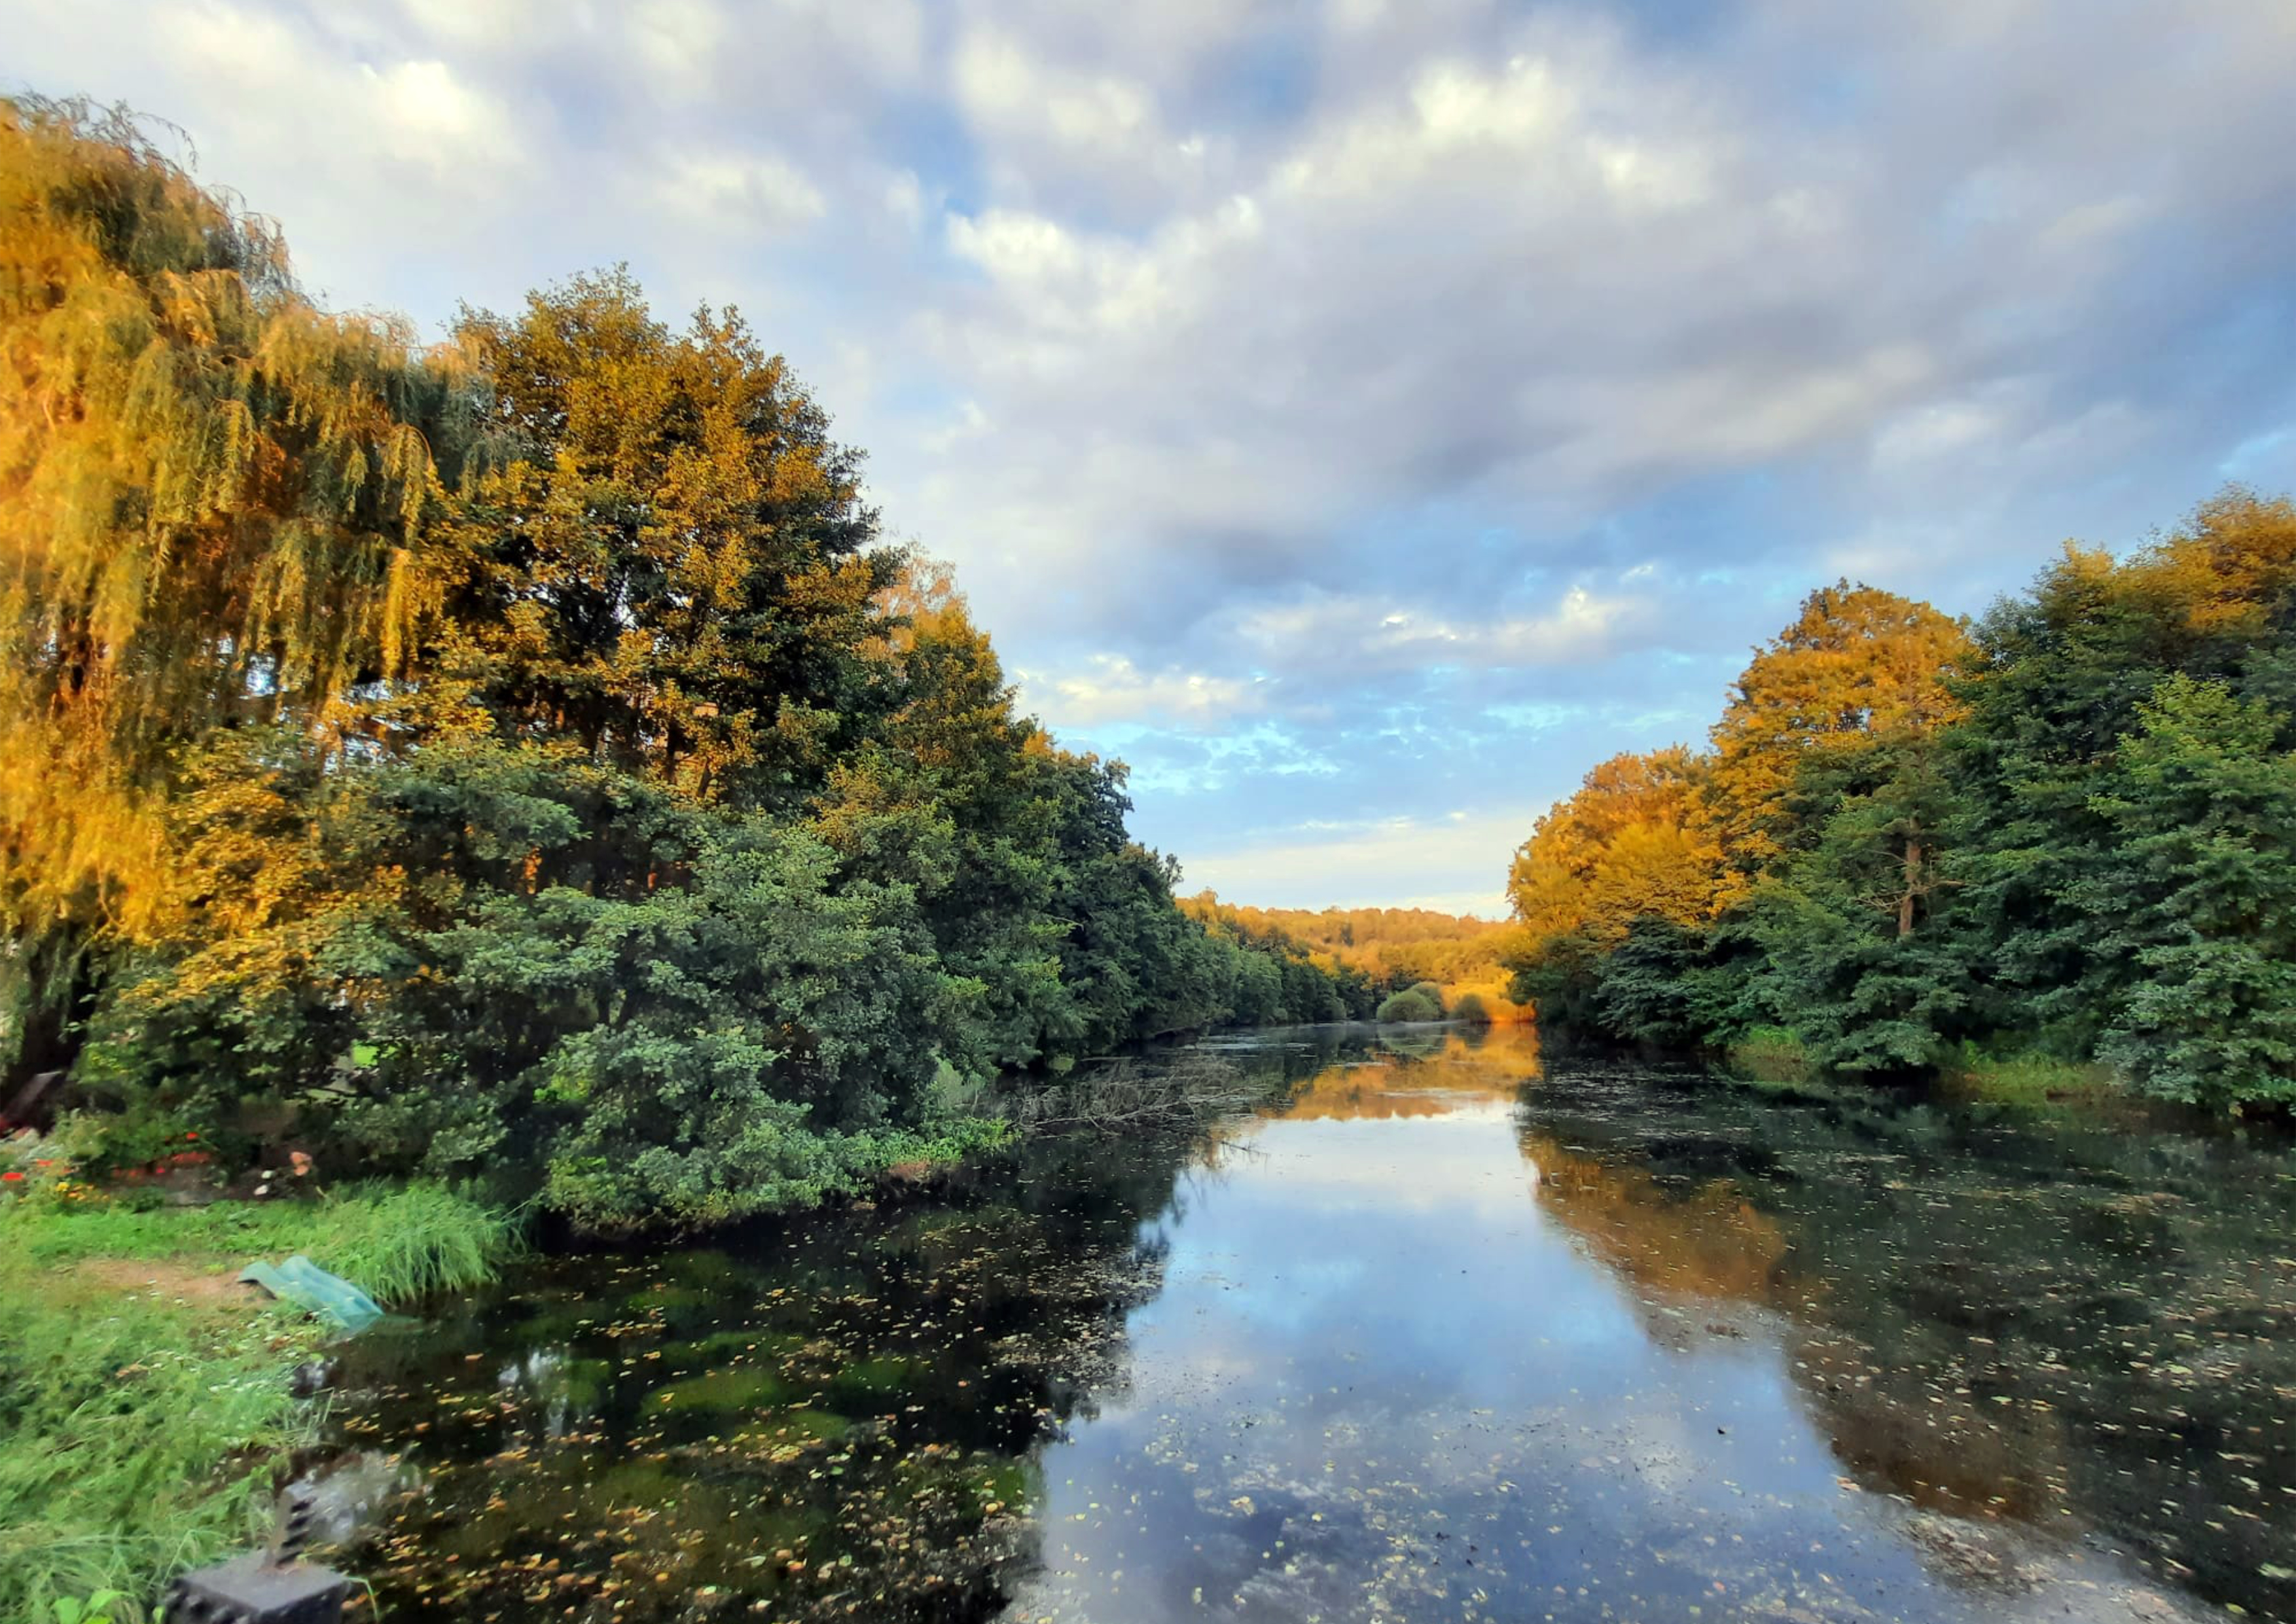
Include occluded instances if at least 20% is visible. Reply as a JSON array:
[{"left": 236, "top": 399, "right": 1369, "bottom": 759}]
[
  {"left": 1376, "top": 988, "right": 1443, "bottom": 1023},
  {"left": 1451, "top": 992, "right": 1491, "bottom": 1026},
  {"left": 1723, "top": 1024, "right": 1814, "bottom": 1085}
]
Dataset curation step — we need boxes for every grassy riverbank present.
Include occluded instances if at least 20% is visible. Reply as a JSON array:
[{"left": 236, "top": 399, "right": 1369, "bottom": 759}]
[
  {"left": 1717, "top": 1028, "right": 2134, "bottom": 1112},
  {"left": 0, "top": 1184, "right": 516, "bottom": 1622}
]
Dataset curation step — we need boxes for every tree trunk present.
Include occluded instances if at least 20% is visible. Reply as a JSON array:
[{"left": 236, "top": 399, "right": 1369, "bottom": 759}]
[
  {"left": 2, "top": 938, "right": 97, "bottom": 1111},
  {"left": 1897, "top": 837, "right": 1923, "bottom": 939}
]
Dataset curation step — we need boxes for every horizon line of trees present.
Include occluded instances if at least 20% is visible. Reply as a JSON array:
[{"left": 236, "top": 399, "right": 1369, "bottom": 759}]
[
  {"left": 1181, "top": 895, "right": 1515, "bottom": 992},
  {"left": 1503, "top": 490, "right": 2296, "bottom": 1113},
  {"left": 0, "top": 96, "right": 1363, "bottom": 1228}
]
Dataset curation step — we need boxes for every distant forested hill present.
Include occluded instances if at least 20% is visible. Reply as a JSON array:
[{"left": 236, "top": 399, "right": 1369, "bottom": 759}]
[{"left": 1181, "top": 896, "right": 1523, "bottom": 1015}]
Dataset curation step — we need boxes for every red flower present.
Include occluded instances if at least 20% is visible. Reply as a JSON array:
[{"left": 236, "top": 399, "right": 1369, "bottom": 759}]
[
  {"left": 1, "top": 1172, "right": 22, "bottom": 1183},
  {"left": 185, "top": 1132, "right": 199, "bottom": 1142}
]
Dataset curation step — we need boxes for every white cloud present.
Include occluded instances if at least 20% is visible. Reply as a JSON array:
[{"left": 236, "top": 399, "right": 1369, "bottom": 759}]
[
  {"left": 662, "top": 147, "right": 827, "bottom": 231},
  {"left": 368, "top": 59, "right": 522, "bottom": 162},
  {"left": 1232, "top": 585, "right": 1652, "bottom": 676},
  {"left": 1018, "top": 655, "right": 1263, "bottom": 729},
  {"left": 395, "top": 0, "right": 550, "bottom": 53},
  {"left": 624, "top": 0, "right": 927, "bottom": 101},
  {"left": 954, "top": 28, "right": 1155, "bottom": 156}
]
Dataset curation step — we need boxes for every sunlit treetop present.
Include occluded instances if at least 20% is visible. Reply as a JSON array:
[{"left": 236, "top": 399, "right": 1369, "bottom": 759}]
[
  {"left": 0, "top": 94, "right": 461, "bottom": 954},
  {"left": 1705, "top": 583, "right": 1971, "bottom": 868},
  {"left": 1507, "top": 746, "right": 1737, "bottom": 948},
  {"left": 427, "top": 270, "right": 895, "bottom": 807}
]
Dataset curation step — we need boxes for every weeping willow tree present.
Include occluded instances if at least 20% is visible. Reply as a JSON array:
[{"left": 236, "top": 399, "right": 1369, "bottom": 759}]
[{"left": 0, "top": 96, "right": 461, "bottom": 1087}]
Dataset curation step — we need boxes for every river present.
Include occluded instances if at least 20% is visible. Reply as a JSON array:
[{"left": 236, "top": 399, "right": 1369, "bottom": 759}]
[{"left": 321, "top": 1025, "right": 2296, "bottom": 1623}]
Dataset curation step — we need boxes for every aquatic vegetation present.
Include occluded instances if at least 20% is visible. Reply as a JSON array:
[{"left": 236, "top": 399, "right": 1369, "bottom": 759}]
[
  {"left": 831, "top": 1355, "right": 925, "bottom": 1396},
  {"left": 1937, "top": 1046, "right": 2123, "bottom": 1109},
  {"left": 649, "top": 1366, "right": 793, "bottom": 1413},
  {"left": 1723, "top": 1024, "right": 1815, "bottom": 1084},
  {"left": 984, "top": 1051, "right": 1267, "bottom": 1132}
]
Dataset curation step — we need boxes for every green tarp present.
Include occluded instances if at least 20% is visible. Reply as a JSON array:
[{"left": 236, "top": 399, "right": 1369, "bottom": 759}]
[{"left": 238, "top": 1254, "right": 384, "bottom": 1335}]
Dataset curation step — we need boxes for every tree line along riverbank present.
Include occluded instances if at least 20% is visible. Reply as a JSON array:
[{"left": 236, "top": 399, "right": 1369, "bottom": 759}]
[
  {"left": 1503, "top": 489, "right": 2296, "bottom": 1115},
  {"left": 0, "top": 95, "right": 1471, "bottom": 1233}
]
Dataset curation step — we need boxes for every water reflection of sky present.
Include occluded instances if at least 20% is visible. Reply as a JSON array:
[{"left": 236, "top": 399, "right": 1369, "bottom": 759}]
[
  {"left": 1006, "top": 1046, "right": 2205, "bottom": 1624},
  {"left": 333, "top": 1028, "right": 2271, "bottom": 1623}
]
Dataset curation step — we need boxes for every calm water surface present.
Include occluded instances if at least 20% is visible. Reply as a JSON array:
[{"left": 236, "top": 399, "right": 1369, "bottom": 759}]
[{"left": 325, "top": 1028, "right": 2296, "bottom": 1623}]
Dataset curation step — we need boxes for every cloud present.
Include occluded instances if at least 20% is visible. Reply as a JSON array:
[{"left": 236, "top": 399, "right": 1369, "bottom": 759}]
[
  {"left": 662, "top": 147, "right": 827, "bottom": 232},
  {"left": 1018, "top": 655, "right": 1265, "bottom": 728},
  {"left": 951, "top": 27, "right": 1166, "bottom": 187},
  {"left": 1230, "top": 584, "right": 1653, "bottom": 677},
  {"left": 1177, "top": 812, "right": 1527, "bottom": 914}
]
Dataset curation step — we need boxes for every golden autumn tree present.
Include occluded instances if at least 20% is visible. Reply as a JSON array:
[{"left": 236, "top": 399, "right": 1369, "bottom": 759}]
[
  {"left": 2115, "top": 486, "right": 2296, "bottom": 643},
  {"left": 1706, "top": 582, "right": 1971, "bottom": 896},
  {"left": 432, "top": 273, "right": 892, "bottom": 808},
  {"left": 1508, "top": 748, "right": 1736, "bottom": 949},
  {"left": 0, "top": 98, "right": 457, "bottom": 1085}
]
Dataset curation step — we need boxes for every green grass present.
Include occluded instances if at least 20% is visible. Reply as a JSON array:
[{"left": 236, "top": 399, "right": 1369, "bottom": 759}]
[
  {"left": 0, "top": 1183, "right": 516, "bottom": 1623},
  {"left": 11, "top": 1183, "right": 520, "bottom": 1301},
  {"left": 1939, "top": 1048, "right": 2122, "bottom": 1109},
  {"left": 1723, "top": 1024, "right": 1816, "bottom": 1085}
]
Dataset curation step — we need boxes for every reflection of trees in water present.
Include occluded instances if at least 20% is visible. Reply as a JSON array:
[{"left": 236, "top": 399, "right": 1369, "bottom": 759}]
[
  {"left": 1517, "top": 1121, "right": 2073, "bottom": 1520},
  {"left": 1518, "top": 1132, "right": 1791, "bottom": 1307},
  {"left": 1513, "top": 1062, "right": 2296, "bottom": 1619},
  {"left": 1791, "top": 1325, "right": 2068, "bottom": 1522},
  {"left": 1263, "top": 1024, "right": 1547, "bottom": 1121},
  {"left": 333, "top": 1119, "right": 1208, "bottom": 1623}
]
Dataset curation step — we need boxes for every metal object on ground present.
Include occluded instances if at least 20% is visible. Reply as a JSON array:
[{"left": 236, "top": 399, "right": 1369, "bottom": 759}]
[
  {"left": 163, "top": 1556, "right": 350, "bottom": 1624},
  {"left": 274, "top": 1480, "right": 319, "bottom": 1562}
]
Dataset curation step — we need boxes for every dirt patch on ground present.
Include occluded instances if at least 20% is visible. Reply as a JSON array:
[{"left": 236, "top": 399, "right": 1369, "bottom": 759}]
[{"left": 71, "top": 1256, "right": 263, "bottom": 1312}]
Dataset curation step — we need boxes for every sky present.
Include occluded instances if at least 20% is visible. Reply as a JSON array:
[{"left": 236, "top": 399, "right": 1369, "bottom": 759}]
[{"left": 10, "top": 0, "right": 2296, "bottom": 915}]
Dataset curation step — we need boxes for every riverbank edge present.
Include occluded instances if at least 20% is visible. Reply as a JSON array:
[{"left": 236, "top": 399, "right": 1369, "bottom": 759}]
[
  {"left": 1716, "top": 1024, "right": 2130, "bottom": 1108},
  {"left": 0, "top": 1038, "right": 1419, "bottom": 1620},
  {"left": 0, "top": 1106, "right": 1050, "bottom": 1621},
  {"left": 0, "top": 1184, "right": 518, "bottom": 1623}
]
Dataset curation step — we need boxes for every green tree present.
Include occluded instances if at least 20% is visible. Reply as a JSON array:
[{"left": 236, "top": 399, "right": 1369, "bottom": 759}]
[
  {"left": 2084, "top": 677, "right": 2296, "bottom": 1108},
  {"left": 89, "top": 733, "right": 949, "bottom": 1228},
  {"left": 1376, "top": 988, "right": 1442, "bottom": 1023},
  {"left": 429, "top": 270, "right": 896, "bottom": 807},
  {"left": 0, "top": 103, "right": 1390, "bottom": 1223},
  {"left": 1730, "top": 729, "right": 1974, "bottom": 1069},
  {"left": 1946, "top": 491, "right": 2296, "bottom": 1055}
]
